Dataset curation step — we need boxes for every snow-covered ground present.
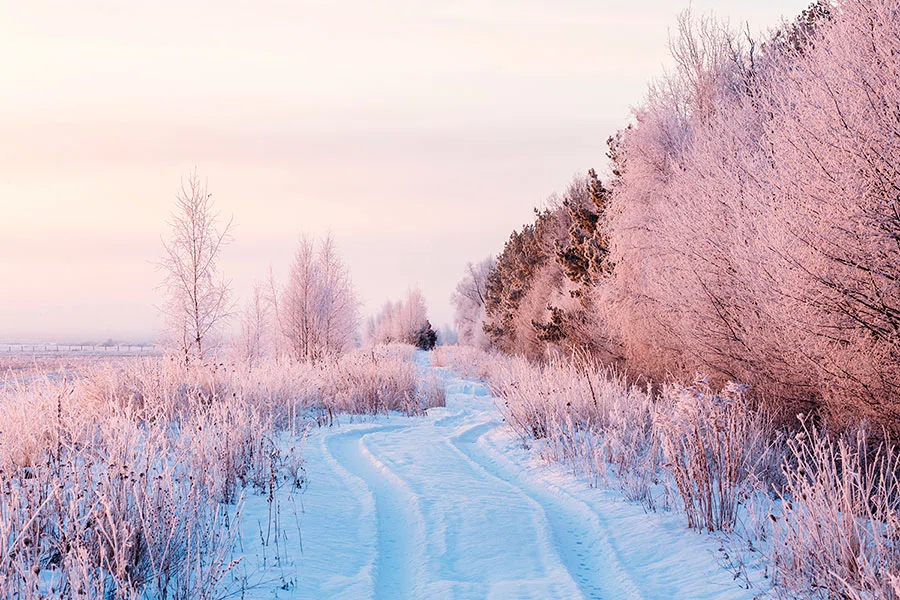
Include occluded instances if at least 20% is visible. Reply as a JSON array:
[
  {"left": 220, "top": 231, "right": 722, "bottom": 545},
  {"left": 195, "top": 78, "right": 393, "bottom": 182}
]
[{"left": 233, "top": 358, "right": 756, "bottom": 600}]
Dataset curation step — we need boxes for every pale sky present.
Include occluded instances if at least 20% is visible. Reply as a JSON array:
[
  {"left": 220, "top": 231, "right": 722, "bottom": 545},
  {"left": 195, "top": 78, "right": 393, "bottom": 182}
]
[{"left": 0, "top": 0, "right": 808, "bottom": 342}]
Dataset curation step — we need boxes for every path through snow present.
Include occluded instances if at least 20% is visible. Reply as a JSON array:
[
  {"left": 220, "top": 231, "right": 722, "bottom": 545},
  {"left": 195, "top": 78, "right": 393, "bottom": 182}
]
[{"left": 235, "top": 357, "right": 757, "bottom": 600}]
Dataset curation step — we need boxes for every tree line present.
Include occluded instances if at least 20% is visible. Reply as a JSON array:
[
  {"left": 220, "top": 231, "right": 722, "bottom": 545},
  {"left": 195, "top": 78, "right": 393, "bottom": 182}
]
[
  {"left": 455, "top": 0, "right": 900, "bottom": 432},
  {"left": 159, "top": 172, "right": 437, "bottom": 368}
]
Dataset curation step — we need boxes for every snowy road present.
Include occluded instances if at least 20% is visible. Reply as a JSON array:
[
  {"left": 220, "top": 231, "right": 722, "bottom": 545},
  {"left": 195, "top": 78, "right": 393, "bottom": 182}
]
[{"left": 239, "top": 363, "right": 757, "bottom": 600}]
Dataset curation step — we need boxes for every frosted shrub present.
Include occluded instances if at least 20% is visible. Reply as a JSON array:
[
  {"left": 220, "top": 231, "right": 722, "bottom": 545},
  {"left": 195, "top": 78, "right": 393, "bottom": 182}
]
[
  {"left": 442, "top": 346, "right": 660, "bottom": 500},
  {"left": 367, "top": 342, "right": 417, "bottom": 363},
  {"left": 184, "top": 399, "right": 282, "bottom": 503},
  {"left": 0, "top": 386, "right": 241, "bottom": 599},
  {"left": 322, "top": 350, "right": 417, "bottom": 416},
  {"left": 770, "top": 424, "right": 900, "bottom": 599},
  {"left": 656, "top": 378, "right": 771, "bottom": 532},
  {"left": 440, "top": 344, "right": 900, "bottom": 595},
  {"left": 0, "top": 344, "right": 430, "bottom": 597},
  {"left": 416, "top": 371, "right": 447, "bottom": 411},
  {"left": 431, "top": 345, "right": 500, "bottom": 381},
  {"left": 223, "top": 360, "right": 322, "bottom": 431},
  {"left": 488, "top": 357, "right": 575, "bottom": 443},
  {"left": 434, "top": 347, "right": 547, "bottom": 436},
  {"left": 227, "top": 343, "right": 436, "bottom": 421},
  {"left": 0, "top": 322, "right": 439, "bottom": 598},
  {"left": 430, "top": 346, "right": 450, "bottom": 368},
  {"left": 442, "top": 347, "right": 776, "bottom": 524},
  {"left": 600, "top": 381, "right": 660, "bottom": 505}
]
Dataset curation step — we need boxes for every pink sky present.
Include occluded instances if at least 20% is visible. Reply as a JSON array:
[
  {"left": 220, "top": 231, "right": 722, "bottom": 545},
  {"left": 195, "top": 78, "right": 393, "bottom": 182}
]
[{"left": 0, "top": 0, "right": 808, "bottom": 342}]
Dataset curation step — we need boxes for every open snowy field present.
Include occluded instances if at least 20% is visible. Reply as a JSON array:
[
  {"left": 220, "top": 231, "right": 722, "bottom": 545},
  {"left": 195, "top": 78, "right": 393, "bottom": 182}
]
[
  {"left": 0, "top": 345, "right": 158, "bottom": 385},
  {"left": 235, "top": 357, "right": 753, "bottom": 600}
]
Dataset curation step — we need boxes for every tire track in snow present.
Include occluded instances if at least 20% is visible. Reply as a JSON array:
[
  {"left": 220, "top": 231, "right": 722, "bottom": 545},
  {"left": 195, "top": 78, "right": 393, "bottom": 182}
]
[
  {"left": 450, "top": 420, "right": 647, "bottom": 600},
  {"left": 324, "top": 424, "right": 427, "bottom": 600},
  {"left": 429, "top": 428, "right": 588, "bottom": 598},
  {"left": 304, "top": 427, "right": 379, "bottom": 598},
  {"left": 362, "top": 418, "right": 585, "bottom": 598}
]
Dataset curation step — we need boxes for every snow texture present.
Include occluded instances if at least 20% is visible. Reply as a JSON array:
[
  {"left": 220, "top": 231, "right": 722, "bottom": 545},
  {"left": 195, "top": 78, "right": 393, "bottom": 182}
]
[{"left": 234, "top": 355, "right": 755, "bottom": 599}]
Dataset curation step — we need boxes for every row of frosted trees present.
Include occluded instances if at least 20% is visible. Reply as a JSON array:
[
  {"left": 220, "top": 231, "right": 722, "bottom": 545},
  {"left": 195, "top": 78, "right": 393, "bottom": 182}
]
[
  {"left": 159, "top": 172, "right": 358, "bottom": 365},
  {"left": 366, "top": 288, "right": 439, "bottom": 350},
  {"left": 239, "top": 235, "right": 360, "bottom": 365},
  {"left": 459, "top": 0, "right": 900, "bottom": 430},
  {"left": 159, "top": 172, "right": 446, "bottom": 365}
]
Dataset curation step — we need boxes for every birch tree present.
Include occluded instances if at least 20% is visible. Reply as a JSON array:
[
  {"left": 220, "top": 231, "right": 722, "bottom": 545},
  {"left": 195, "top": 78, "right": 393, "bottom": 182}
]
[
  {"left": 316, "top": 235, "right": 360, "bottom": 357},
  {"left": 160, "top": 172, "right": 233, "bottom": 365},
  {"left": 280, "top": 235, "right": 359, "bottom": 362},
  {"left": 237, "top": 282, "right": 269, "bottom": 367},
  {"left": 281, "top": 236, "right": 319, "bottom": 363},
  {"left": 367, "top": 288, "right": 436, "bottom": 349},
  {"left": 451, "top": 257, "right": 495, "bottom": 349}
]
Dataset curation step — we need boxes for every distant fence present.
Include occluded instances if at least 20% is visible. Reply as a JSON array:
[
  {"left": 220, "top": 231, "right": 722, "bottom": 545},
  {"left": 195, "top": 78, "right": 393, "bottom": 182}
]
[{"left": 2, "top": 344, "right": 161, "bottom": 356}]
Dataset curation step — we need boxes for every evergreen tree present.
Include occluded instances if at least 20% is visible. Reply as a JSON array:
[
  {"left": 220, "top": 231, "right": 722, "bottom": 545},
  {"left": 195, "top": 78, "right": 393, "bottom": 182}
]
[{"left": 415, "top": 320, "right": 438, "bottom": 351}]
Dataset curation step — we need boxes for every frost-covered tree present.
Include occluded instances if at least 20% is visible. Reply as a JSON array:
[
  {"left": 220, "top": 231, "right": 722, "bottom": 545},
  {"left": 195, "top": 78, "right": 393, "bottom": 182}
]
[
  {"left": 601, "top": 0, "right": 900, "bottom": 426},
  {"left": 280, "top": 235, "right": 359, "bottom": 363},
  {"left": 160, "top": 172, "right": 233, "bottom": 365},
  {"left": 368, "top": 288, "right": 436, "bottom": 349},
  {"left": 316, "top": 235, "right": 360, "bottom": 356},
  {"left": 555, "top": 170, "right": 610, "bottom": 288},
  {"left": 451, "top": 257, "right": 495, "bottom": 349},
  {"left": 415, "top": 320, "right": 438, "bottom": 351},
  {"left": 281, "top": 236, "right": 318, "bottom": 362},
  {"left": 237, "top": 282, "right": 269, "bottom": 367},
  {"left": 482, "top": 189, "right": 610, "bottom": 359},
  {"left": 483, "top": 209, "right": 555, "bottom": 355},
  {"left": 475, "top": 0, "right": 900, "bottom": 429}
]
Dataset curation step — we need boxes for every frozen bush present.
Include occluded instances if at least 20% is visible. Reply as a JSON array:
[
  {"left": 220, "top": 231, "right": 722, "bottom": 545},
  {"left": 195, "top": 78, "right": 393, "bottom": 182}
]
[
  {"left": 439, "top": 346, "right": 659, "bottom": 502},
  {"left": 322, "top": 349, "right": 418, "bottom": 416},
  {"left": 770, "top": 423, "right": 900, "bottom": 599},
  {"left": 416, "top": 371, "right": 447, "bottom": 410},
  {"left": 656, "top": 378, "right": 773, "bottom": 532},
  {"left": 0, "top": 377, "right": 242, "bottom": 599}
]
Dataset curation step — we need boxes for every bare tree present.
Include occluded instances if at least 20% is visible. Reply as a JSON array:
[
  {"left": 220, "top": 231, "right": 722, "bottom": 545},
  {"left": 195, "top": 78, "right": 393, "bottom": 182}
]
[
  {"left": 281, "top": 236, "right": 319, "bottom": 362},
  {"left": 280, "top": 235, "right": 359, "bottom": 363},
  {"left": 451, "top": 257, "right": 495, "bottom": 349},
  {"left": 160, "top": 172, "right": 233, "bottom": 365},
  {"left": 316, "top": 235, "right": 360, "bottom": 357},
  {"left": 367, "top": 288, "right": 433, "bottom": 348},
  {"left": 237, "top": 281, "right": 269, "bottom": 367},
  {"left": 265, "top": 265, "right": 287, "bottom": 361}
]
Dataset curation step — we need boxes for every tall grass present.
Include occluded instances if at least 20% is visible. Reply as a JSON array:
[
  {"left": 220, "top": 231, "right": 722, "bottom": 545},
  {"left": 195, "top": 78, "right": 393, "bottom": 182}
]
[
  {"left": 656, "top": 378, "right": 774, "bottom": 532},
  {"left": 0, "top": 343, "right": 437, "bottom": 598},
  {"left": 770, "top": 424, "right": 900, "bottom": 599},
  {"left": 436, "top": 346, "right": 662, "bottom": 503},
  {"left": 0, "top": 367, "right": 247, "bottom": 599}
]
